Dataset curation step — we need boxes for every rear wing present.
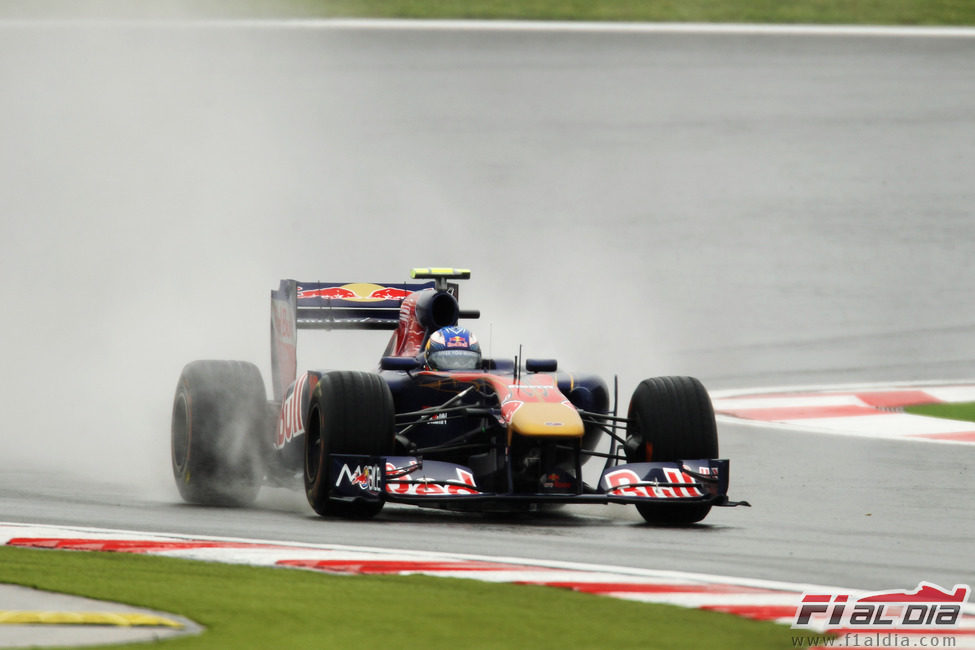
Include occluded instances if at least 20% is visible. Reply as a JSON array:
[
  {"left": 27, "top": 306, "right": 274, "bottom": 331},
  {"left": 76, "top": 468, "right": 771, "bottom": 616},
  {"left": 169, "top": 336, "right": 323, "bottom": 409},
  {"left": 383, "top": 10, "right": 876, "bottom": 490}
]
[
  {"left": 270, "top": 279, "right": 442, "bottom": 400},
  {"left": 276, "top": 280, "right": 440, "bottom": 331}
]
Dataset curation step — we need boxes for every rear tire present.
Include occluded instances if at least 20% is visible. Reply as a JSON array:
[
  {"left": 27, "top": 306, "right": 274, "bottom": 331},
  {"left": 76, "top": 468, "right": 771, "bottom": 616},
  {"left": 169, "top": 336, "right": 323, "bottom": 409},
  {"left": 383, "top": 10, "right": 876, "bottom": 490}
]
[
  {"left": 304, "top": 371, "right": 395, "bottom": 518},
  {"left": 171, "top": 360, "right": 267, "bottom": 506},
  {"left": 625, "top": 376, "right": 717, "bottom": 525}
]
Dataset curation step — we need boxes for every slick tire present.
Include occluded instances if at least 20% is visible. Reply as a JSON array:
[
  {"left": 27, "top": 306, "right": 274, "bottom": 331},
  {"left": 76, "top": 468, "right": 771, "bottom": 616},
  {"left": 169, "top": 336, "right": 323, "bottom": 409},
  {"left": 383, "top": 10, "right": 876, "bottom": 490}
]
[
  {"left": 625, "top": 376, "right": 718, "bottom": 525},
  {"left": 304, "top": 371, "right": 395, "bottom": 519},
  {"left": 171, "top": 360, "right": 267, "bottom": 507}
]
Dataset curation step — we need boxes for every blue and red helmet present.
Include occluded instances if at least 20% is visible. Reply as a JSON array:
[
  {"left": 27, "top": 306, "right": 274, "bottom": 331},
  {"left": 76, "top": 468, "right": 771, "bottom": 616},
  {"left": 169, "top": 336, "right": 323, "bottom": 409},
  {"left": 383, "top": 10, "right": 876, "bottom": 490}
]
[{"left": 425, "top": 326, "right": 482, "bottom": 370}]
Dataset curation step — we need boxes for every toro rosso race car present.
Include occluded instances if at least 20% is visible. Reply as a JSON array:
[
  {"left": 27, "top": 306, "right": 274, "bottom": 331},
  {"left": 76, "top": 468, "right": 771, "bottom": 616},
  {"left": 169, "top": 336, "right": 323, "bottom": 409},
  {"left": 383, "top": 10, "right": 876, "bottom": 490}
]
[{"left": 171, "top": 269, "right": 746, "bottom": 524}]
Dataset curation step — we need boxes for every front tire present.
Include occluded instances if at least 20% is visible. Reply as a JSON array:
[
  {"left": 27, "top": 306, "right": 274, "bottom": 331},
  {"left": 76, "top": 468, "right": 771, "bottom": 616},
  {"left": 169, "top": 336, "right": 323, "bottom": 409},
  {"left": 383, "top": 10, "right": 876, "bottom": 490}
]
[
  {"left": 625, "top": 376, "right": 718, "bottom": 525},
  {"left": 171, "top": 360, "right": 267, "bottom": 506},
  {"left": 304, "top": 371, "right": 395, "bottom": 518}
]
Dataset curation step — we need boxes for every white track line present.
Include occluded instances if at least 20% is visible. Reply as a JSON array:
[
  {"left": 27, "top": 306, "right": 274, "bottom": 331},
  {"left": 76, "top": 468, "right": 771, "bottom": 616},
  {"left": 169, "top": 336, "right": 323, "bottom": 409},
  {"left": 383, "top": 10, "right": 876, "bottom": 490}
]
[
  {"left": 1, "top": 18, "right": 974, "bottom": 39},
  {"left": 712, "top": 381, "right": 975, "bottom": 445},
  {"left": 0, "top": 521, "right": 840, "bottom": 592}
]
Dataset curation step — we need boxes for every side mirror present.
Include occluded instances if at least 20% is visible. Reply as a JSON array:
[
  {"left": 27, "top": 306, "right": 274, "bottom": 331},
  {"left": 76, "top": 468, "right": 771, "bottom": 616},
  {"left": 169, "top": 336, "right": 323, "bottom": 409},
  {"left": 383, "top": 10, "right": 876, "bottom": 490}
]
[
  {"left": 483, "top": 358, "right": 515, "bottom": 372},
  {"left": 525, "top": 359, "right": 557, "bottom": 373},
  {"left": 381, "top": 356, "right": 421, "bottom": 371}
]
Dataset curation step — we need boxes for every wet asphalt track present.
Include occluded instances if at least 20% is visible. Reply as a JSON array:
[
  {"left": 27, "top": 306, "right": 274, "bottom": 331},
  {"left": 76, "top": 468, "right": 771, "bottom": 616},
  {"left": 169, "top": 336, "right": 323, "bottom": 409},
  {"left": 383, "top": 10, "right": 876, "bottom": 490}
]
[{"left": 0, "top": 21, "right": 974, "bottom": 593}]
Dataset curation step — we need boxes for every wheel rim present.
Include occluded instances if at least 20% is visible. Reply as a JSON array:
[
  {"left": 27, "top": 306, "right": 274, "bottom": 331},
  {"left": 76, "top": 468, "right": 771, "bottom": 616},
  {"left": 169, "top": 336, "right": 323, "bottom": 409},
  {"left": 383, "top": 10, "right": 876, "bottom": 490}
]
[{"left": 171, "top": 392, "right": 190, "bottom": 473}]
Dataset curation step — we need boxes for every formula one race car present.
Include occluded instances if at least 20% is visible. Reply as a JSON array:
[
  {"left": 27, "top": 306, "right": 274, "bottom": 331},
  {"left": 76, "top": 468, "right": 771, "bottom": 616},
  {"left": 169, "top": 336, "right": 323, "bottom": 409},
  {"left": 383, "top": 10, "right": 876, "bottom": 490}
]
[{"left": 171, "top": 269, "right": 746, "bottom": 524}]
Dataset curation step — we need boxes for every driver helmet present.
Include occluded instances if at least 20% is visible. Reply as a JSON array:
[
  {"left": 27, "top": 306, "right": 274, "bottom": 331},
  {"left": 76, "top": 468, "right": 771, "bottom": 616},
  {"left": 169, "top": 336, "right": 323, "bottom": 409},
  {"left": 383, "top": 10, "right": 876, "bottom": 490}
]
[{"left": 425, "top": 326, "right": 482, "bottom": 370}]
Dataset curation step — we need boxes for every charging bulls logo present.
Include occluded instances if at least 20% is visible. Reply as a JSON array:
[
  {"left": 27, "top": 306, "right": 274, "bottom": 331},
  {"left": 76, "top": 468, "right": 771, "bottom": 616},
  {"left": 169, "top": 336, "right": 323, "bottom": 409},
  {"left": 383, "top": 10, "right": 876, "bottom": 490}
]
[{"left": 298, "top": 284, "right": 413, "bottom": 302}]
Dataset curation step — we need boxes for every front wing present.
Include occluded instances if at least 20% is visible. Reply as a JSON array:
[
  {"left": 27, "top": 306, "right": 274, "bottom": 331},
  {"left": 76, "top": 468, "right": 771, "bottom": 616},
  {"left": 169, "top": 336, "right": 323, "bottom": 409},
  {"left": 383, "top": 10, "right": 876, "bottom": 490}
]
[{"left": 329, "top": 455, "right": 744, "bottom": 509}]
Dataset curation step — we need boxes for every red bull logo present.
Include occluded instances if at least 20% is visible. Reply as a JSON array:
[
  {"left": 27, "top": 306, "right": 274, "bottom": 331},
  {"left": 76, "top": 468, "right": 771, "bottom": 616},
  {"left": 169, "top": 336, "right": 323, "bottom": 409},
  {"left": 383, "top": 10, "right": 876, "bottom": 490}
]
[
  {"left": 446, "top": 335, "right": 468, "bottom": 348},
  {"left": 603, "top": 467, "right": 703, "bottom": 499},
  {"left": 298, "top": 283, "right": 414, "bottom": 302},
  {"left": 384, "top": 463, "right": 479, "bottom": 496},
  {"left": 275, "top": 373, "right": 310, "bottom": 450}
]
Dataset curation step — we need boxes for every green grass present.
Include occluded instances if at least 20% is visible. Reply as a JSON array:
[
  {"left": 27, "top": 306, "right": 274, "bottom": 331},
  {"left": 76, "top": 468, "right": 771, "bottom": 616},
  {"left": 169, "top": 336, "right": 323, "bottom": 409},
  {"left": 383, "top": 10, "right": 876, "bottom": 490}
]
[
  {"left": 288, "top": 0, "right": 975, "bottom": 25},
  {"left": 0, "top": 545, "right": 821, "bottom": 649},
  {"left": 905, "top": 401, "right": 975, "bottom": 423},
  {"left": 3, "top": 0, "right": 975, "bottom": 25}
]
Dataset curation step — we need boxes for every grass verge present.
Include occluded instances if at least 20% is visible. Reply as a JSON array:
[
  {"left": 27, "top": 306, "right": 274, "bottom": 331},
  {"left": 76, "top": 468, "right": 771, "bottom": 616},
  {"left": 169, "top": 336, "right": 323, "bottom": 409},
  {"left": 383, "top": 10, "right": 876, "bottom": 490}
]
[
  {"left": 0, "top": 545, "right": 821, "bottom": 649},
  {"left": 289, "top": 0, "right": 975, "bottom": 25},
  {"left": 905, "top": 402, "right": 975, "bottom": 423}
]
